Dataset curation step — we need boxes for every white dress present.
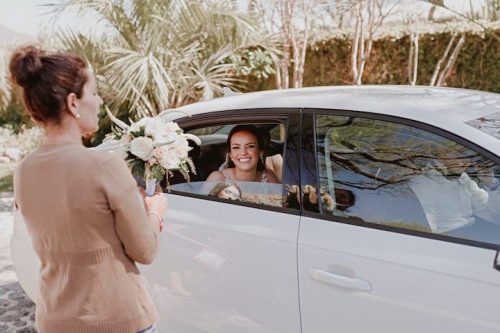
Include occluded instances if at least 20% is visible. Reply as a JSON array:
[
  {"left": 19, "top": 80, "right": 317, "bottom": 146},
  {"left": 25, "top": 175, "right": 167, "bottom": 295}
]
[{"left": 409, "top": 170, "right": 489, "bottom": 233}]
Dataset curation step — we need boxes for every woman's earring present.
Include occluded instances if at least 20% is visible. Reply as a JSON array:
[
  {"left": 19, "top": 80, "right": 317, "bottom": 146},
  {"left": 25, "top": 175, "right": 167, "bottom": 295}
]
[
  {"left": 74, "top": 113, "right": 81, "bottom": 119},
  {"left": 260, "top": 155, "right": 265, "bottom": 165}
]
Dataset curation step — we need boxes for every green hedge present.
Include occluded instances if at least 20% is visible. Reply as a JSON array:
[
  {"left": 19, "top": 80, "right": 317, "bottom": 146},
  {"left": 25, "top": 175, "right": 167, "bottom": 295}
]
[
  {"left": 2, "top": 30, "right": 498, "bottom": 133},
  {"left": 244, "top": 30, "right": 500, "bottom": 93}
]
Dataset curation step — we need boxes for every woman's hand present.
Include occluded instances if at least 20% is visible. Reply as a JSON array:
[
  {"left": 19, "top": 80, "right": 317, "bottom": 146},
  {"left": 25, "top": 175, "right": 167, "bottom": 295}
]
[
  {"left": 144, "top": 192, "right": 167, "bottom": 217},
  {"left": 139, "top": 186, "right": 167, "bottom": 231}
]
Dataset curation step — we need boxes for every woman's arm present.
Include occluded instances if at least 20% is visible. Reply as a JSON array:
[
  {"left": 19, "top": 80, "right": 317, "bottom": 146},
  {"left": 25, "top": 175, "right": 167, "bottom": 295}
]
[
  {"left": 266, "top": 168, "right": 281, "bottom": 184},
  {"left": 101, "top": 154, "right": 162, "bottom": 265}
]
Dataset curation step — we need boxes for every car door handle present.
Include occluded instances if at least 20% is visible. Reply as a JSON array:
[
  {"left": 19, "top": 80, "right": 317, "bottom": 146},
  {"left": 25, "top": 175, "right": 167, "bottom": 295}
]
[{"left": 308, "top": 268, "right": 372, "bottom": 292}]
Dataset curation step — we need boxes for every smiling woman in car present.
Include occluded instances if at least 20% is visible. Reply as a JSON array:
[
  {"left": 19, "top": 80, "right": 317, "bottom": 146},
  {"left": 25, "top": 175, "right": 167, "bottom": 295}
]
[{"left": 206, "top": 124, "right": 280, "bottom": 186}]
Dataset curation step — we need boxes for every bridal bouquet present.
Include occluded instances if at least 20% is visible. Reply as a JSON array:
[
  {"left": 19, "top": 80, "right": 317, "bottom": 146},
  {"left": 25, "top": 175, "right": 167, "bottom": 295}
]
[{"left": 104, "top": 108, "right": 200, "bottom": 194}]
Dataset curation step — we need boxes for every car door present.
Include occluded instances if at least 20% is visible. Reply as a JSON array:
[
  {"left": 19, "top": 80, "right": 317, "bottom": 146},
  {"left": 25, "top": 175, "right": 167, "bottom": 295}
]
[
  {"left": 140, "top": 110, "right": 302, "bottom": 333},
  {"left": 298, "top": 111, "right": 500, "bottom": 333}
]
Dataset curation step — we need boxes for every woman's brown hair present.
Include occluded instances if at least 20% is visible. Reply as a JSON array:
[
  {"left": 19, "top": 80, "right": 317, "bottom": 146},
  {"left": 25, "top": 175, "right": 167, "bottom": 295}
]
[{"left": 9, "top": 45, "right": 88, "bottom": 124}]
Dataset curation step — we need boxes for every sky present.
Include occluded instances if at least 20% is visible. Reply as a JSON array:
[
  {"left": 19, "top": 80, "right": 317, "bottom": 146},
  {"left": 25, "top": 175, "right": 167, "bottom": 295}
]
[{"left": 0, "top": 0, "right": 93, "bottom": 37}]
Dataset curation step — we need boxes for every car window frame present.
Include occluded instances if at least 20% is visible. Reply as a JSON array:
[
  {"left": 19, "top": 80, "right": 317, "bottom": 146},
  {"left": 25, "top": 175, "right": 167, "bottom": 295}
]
[
  {"left": 169, "top": 108, "right": 302, "bottom": 216},
  {"left": 305, "top": 108, "right": 500, "bottom": 251}
]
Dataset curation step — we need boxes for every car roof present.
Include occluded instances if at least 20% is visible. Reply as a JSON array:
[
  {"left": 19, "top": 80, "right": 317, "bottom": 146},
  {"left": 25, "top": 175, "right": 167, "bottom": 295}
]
[
  {"left": 163, "top": 85, "right": 499, "bottom": 121},
  {"left": 160, "top": 85, "right": 500, "bottom": 157}
]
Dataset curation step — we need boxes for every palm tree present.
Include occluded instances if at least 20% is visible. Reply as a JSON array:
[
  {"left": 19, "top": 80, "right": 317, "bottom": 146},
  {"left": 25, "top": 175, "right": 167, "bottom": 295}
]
[
  {"left": 0, "top": 48, "right": 12, "bottom": 112},
  {"left": 44, "top": 0, "right": 277, "bottom": 118}
]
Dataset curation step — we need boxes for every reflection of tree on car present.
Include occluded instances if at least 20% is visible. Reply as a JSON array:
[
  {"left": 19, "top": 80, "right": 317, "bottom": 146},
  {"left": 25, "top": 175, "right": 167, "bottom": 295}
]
[
  {"left": 318, "top": 115, "right": 483, "bottom": 190},
  {"left": 466, "top": 166, "right": 500, "bottom": 226},
  {"left": 317, "top": 114, "right": 500, "bottom": 237}
]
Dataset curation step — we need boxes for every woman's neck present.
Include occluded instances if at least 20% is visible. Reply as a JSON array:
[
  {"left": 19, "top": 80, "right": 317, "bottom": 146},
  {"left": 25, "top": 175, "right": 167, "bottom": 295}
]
[{"left": 43, "top": 120, "right": 82, "bottom": 145}]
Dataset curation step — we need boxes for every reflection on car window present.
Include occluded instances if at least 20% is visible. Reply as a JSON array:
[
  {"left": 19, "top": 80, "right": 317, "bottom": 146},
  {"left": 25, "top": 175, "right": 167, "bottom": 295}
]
[
  {"left": 315, "top": 114, "right": 500, "bottom": 246},
  {"left": 167, "top": 122, "right": 287, "bottom": 209}
]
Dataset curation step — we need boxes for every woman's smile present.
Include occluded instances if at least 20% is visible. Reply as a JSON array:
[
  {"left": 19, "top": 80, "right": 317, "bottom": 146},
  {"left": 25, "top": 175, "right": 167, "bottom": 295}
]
[{"left": 229, "top": 130, "right": 261, "bottom": 172}]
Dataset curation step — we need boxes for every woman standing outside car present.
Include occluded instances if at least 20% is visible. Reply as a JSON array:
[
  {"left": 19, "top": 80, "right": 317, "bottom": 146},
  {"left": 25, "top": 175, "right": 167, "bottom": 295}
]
[{"left": 9, "top": 45, "right": 166, "bottom": 333}]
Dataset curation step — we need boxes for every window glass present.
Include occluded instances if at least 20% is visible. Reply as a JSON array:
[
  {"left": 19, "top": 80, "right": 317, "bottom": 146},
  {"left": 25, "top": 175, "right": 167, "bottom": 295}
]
[
  {"left": 189, "top": 125, "right": 225, "bottom": 136},
  {"left": 167, "top": 122, "right": 286, "bottom": 209},
  {"left": 316, "top": 114, "right": 500, "bottom": 245}
]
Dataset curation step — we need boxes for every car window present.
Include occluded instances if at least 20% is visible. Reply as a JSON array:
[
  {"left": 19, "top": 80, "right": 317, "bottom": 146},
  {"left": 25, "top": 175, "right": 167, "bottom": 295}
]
[
  {"left": 315, "top": 113, "right": 500, "bottom": 246},
  {"left": 189, "top": 125, "right": 225, "bottom": 136},
  {"left": 167, "top": 122, "right": 287, "bottom": 209}
]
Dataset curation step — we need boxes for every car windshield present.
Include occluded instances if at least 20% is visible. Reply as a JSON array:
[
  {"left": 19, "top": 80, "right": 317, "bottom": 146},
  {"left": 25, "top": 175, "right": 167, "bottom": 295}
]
[{"left": 465, "top": 111, "right": 500, "bottom": 140}]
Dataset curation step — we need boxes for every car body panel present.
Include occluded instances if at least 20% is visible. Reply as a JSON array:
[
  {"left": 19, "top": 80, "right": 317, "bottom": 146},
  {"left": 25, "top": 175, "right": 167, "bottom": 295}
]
[
  {"left": 298, "top": 216, "right": 500, "bottom": 333},
  {"left": 140, "top": 194, "right": 301, "bottom": 333}
]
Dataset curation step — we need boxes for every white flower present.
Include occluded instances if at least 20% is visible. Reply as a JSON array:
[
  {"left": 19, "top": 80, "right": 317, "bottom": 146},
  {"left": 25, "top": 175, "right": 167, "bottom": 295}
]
[
  {"left": 165, "top": 121, "right": 181, "bottom": 134},
  {"left": 130, "top": 137, "right": 154, "bottom": 161},
  {"left": 104, "top": 113, "right": 201, "bottom": 181},
  {"left": 129, "top": 117, "right": 149, "bottom": 133},
  {"left": 145, "top": 118, "right": 167, "bottom": 139},
  {"left": 171, "top": 136, "right": 190, "bottom": 159},
  {"left": 154, "top": 146, "right": 165, "bottom": 157},
  {"left": 159, "top": 150, "right": 181, "bottom": 170},
  {"left": 183, "top": 133, "right": 202, "bottom": 146}
]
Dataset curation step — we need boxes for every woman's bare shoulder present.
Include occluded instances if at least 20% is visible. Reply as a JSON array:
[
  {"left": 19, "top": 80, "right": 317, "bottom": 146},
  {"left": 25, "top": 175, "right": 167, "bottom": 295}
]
[{"left": 206, "top": 170, "right": 225, "bottom": 181}]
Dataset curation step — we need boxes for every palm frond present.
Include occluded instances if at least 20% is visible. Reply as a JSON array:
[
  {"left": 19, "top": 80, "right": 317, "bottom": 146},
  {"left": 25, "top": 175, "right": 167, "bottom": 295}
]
[
  {"left": 49, "top": 0, "right": 278, "bottom": 117},
  {"left": 0, "top": 49, "right": 12, "bottom": 112}
]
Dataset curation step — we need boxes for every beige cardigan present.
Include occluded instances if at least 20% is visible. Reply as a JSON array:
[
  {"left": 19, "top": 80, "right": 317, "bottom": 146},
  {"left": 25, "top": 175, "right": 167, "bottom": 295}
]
[{"left": 14, "top": 141, "right": 160, "bottom": 333}]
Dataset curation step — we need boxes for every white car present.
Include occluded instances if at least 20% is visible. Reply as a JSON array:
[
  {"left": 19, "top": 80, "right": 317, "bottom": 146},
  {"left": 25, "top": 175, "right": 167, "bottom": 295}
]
[{"left": 11, "top": 86, "right": 500, "bottom": 333}]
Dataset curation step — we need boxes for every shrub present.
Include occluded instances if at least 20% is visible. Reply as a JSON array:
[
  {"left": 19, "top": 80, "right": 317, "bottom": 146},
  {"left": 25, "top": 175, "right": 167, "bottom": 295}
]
[{"left": 0, "top": 125, "right": 43, "bottom": 163}]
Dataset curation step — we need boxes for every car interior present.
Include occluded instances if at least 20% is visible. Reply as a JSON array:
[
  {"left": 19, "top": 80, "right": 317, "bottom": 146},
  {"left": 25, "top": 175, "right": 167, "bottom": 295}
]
[{"left": 165, "top": 123, "right": 285, "bottom": 188}]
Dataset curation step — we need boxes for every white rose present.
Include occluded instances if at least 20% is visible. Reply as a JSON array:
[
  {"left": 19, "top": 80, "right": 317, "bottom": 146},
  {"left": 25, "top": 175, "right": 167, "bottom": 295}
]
[
  {"left": 145, "top": 118, "right": 167, "bottom": 139},
  {"left": 171, "top": 137, "right": 190, "bottom": 159},
  {"left": 130, "top": 137, "right": 154, "bottom": 161},
  {"left": 162, "top": 132, "right": 178, "bottom": 144},
  {"left": 153, "top": 146, "right": 167, "bottom": 159},
  {"left": 165, "top": 121, "right": 181, "bottom": 134},
  {"left": 160, "top": 150, "right": 181, "bottom": 169}
]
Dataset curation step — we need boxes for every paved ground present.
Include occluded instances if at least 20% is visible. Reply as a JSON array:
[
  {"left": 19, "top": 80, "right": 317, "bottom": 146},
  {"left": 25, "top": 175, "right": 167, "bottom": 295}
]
[{"left": 0, "top": 193, "right": 37, "bottom": 332}]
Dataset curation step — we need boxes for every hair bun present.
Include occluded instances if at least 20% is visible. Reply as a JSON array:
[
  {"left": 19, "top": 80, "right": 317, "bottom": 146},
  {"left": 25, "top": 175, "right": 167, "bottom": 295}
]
[{"left": 9, "top": 45, "right": 46, "bottom": 88}]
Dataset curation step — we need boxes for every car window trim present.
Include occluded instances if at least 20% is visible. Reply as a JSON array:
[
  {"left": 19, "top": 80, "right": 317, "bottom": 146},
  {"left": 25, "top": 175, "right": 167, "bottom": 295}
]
[
  {"left": 306, "top": 107, "right": 500, "bottom": 251},
  {"left": 175, "top": 108, "right": 299, "bottom": 130},
  {"left": 300, "top": 112, "right": 322, "bottom": 214}
]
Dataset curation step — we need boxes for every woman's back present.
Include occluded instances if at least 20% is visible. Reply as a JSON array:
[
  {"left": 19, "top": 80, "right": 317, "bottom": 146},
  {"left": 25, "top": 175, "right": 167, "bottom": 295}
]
[{"left": 15, "top": 142, "right": 160, "bottom": 333}]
